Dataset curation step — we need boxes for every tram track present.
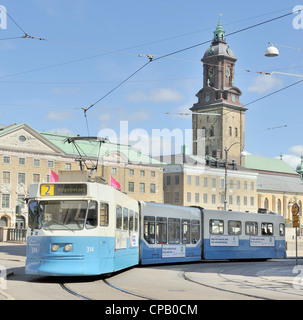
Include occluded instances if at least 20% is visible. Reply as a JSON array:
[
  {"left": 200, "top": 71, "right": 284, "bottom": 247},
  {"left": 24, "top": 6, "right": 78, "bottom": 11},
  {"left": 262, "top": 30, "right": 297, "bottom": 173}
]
[{"left": 59, "top": 277, "right": 154, "bottom": 300}]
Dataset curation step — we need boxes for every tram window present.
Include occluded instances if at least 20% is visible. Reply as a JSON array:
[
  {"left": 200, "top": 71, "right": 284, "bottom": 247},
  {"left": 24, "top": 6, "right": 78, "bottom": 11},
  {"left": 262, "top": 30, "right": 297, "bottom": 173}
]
[
  {"left": 245, "top": 221, "right": 258, "bottom": 235},
  {"left": 210, "top": 219, "right": 224, "bottom": 235},
  {"left": 86, "top": 201, "right": 98, "bottom": 229},
  {"left": 168, "top": 218, "right": 180, "bottom": 244},
  {"left": 279, "top": 223, "right": 285, "bottom": 236},
  {"left": 182, "top": 219, "right": 190, "bottom": 244},
  {"left": 228, "top": 220, "right": 241, "bottom": 235},
  {"left": 261, "top": 223, "right": 273, "bottom": 236},
  {"left": 116, "top": 205, "right": 122, "bottom": 229},
  {"left": 135, "top": 212, "right": 139, "bottom": 231},
  {"left": 123, "top": 208, "right": 129, "bottom": 230},
  {"left": 100, "top": 202, "right": 109, "bottom": 226},
  {"left": 144, "top": 216, "right": 155, "bottom": 244},
  {"left": 28, "top": 200, "right": 42, "bottom": 229},
  {"left": 156, "top": 217, "right": 167, "bottom": 244},
  {"left": 191, "top": 220, "right": 200, "bottom": 244},
  {"left": 129, "top": 210, "right": 134, "bottom": 231}
]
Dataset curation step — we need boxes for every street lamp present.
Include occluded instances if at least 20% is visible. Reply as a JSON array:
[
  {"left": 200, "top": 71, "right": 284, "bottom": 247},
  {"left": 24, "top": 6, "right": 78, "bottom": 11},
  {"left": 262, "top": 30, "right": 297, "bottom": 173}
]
[
  {"left": 265, "top": 43, "right": 279, "bottom": 57},
  {"left": 224, "top": 142, "right": 246, "bottom": 211}
]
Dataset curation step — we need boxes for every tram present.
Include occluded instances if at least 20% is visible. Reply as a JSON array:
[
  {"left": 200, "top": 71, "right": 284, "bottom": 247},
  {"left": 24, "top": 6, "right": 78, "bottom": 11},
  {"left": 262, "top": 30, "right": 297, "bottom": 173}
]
[{"left": 25, "top": 182, "right": 286, "bottom": 276}]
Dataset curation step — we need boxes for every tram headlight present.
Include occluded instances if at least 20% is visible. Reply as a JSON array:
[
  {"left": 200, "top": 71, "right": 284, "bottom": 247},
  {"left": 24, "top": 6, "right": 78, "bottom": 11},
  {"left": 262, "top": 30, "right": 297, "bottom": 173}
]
[
  {"left": 64, "top": 244, "right": 72, "bottom": 252},
  {"left": 51, "top": 244, "right": 59, "bottom": 252}
]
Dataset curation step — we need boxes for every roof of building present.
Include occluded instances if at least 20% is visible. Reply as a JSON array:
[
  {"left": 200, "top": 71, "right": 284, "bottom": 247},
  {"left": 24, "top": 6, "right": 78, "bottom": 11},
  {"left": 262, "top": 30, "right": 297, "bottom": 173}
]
[
  {"left": 244, "top": 155, "right": 298, "bottom": 175},
  {"left": 40, "top": 131, "right": 164, "bottom": 166},
  {"left": 257, "top": 173, "right": 303, "bottom": 193}
]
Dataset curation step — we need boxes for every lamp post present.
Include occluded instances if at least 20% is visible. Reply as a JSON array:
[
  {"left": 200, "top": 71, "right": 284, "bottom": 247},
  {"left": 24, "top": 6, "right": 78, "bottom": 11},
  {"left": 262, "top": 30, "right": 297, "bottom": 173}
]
[{"left": 224, "top": 142, "right": 245, "bottom": 211}]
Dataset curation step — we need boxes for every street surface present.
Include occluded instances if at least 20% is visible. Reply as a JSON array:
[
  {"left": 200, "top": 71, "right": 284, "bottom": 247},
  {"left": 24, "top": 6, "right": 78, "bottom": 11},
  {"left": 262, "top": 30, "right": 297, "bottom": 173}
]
[{"left": 1, "top": 242, "right": 303, "bottom": 300}]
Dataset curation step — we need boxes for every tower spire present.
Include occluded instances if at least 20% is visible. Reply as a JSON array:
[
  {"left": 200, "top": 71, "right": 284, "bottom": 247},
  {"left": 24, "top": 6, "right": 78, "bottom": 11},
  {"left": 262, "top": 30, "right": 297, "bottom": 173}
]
[{"left": 213, "top": 15, "right": 225, "bottom": 43}]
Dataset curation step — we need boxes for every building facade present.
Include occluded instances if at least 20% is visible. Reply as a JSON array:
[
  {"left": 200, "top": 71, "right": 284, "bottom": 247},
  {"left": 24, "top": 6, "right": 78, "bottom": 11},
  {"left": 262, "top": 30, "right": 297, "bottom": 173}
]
[
  {"left": 0, "top": 123, "right": 164, "bottom": 233},
  {"left": 163, "top": 154, "right": 258, "bottom": 212}
]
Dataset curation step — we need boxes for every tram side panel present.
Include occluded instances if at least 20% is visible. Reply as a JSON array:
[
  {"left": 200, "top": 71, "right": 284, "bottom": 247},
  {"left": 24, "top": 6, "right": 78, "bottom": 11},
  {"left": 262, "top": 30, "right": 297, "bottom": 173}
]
[
  {"left": 113, "top": 189, "right": 140, "bottom": 271},
  {"left": 139, "top": 202, "right": 202, "bottom": 265},
  {"left": 202, "top": 210, "right": 286, "bottom": 260}
]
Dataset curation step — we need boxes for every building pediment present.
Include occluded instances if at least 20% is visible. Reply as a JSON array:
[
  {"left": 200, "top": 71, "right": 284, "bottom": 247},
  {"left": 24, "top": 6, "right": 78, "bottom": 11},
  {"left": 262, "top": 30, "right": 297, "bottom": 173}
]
[{"left": 0, "top": 123, "right": 65, "bottom": 155}]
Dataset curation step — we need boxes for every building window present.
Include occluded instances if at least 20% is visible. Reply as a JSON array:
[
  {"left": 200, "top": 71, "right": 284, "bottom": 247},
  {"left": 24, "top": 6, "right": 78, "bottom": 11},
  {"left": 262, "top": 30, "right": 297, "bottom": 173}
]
[
  {"left": 128, "top": 182, "right": 134, "bottom": 193},
  {"left": 237, "top": 180, "right": 241, "bottom": 189},
  {"left": 212, "top": 194, "right": 216, "bottom": 204},
  {"left": 229, "top": 195, "right": 233, "bottom": 204},
  {"left": 229, "top": 126, "right": 232, "bottom": 136},
  {"left": 187, "top": 175, "right": 191, "bottom": 185},
  {"left": 18, "top": 172, "right": 26, "bottom": 185},
  {"left": 140, "top": 170, "right": 145, "bottom": 177},
  {"left": 235, "top": 127, "right": 238, "bottom": 137},
  {"left": 220, "top": 178, "right": 224, "bottom": 188},
  {"left": 203, "top": 177, "right": 208, "bottom": 187},
  {"left": 33, "top": 174, "right": 40, "bottom": 183},
  {"left": 244, "top": 181, "right": 248, "bottom": 190},
  {"left": 3, "top": 156, "right": 10, "bottom": 164},
  {"left": 33, "top": 159, "right": 40, "bottom": 167},
  {"left": 65, "top": 163, "right": 71, "bottom": 170},
  {"left": 174, "top": 175, "right": 180, "bottom": 185},
  {"left": 111, "top": 167, "right": 117, "bottom": 175},
  {"left": 139, "top": 183, "right": 145, "bottom": 193},
  {"left": 166, "top": 176, "right": 171, "bottom": 185},
  {"left": 250, "top": 181, "right": 254, "bottom": 190},
  {"left": 187, "top": 192, "right": 191, "bottom": 203},
  {"left": 244, "top": 196, "right": 248, "bottom": 206},
  {"left": 2, "top": 194, "right": 10, "bottom": 209},
  {"left": 195, "top": 176, "right": 199, "bottom": 186},
  {"left": 151, "top": 171, "right": 155, "bottom": 178},
  {"left": 212, "top": 178, "right": 216, "bottom": 188},
  {"left": 3, "top": 171, "right": 10, "bottom": 184},
  {"left": 19, "top": 157, "right": 26, "bottom": 165},
  {"left": 47, "top": 160, "right": 54, "bottom": 168},
  {"left": 174, "top": 192, "right": 179, "bottom": 203},
  {"left": 150, "top": 183, "right": 156, "bottom": 194},
  {"left": 203, "top": 194, "right": 208, "bottom": 203},
  {"left": 129, "top": 169, "right": 134, "bottom": 176},
  {"left": 195, "top": 193, "right": 199, "bottom": 203},
  {"left": 250, "top": 197, "right": 255, "bottom": 206}
]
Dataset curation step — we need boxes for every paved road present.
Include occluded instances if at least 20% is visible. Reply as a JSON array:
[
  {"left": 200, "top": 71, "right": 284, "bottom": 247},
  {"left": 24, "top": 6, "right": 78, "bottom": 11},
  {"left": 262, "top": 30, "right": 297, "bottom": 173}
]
[{"left": 1, "top": 242, "right": 303, "bottom": 301}]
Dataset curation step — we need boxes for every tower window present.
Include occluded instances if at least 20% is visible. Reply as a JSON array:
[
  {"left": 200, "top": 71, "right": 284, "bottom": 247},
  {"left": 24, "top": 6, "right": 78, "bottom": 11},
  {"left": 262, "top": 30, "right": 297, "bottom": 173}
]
[
  {"left": 229, "top": 126, "right": 232, "bottom": 136},
  {"left": 235, "top": 127, "right": 238, "bottom": 137}
]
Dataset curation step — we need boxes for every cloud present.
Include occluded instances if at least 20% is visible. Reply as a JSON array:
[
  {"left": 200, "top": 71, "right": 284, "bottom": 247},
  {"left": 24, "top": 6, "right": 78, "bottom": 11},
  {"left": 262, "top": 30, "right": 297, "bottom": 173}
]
[
  {"left": 45, "top": 112, "right": 73, "bottom": 121},
  {"left": 248, "top": 75, "right": 283, "bottom": 94},
  {"left": 275, "top": 145, "right": 303, "bottom": 170},
  {"left": 127, "top": 88, "right": 184, "bottom": 103}
]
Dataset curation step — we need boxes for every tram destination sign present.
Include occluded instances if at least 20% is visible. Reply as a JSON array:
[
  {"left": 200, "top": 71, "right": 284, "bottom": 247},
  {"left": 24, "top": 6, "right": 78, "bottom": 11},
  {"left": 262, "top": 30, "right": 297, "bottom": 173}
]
[{"left": 40, "top": 184, "right": 87, "bottom": 196}]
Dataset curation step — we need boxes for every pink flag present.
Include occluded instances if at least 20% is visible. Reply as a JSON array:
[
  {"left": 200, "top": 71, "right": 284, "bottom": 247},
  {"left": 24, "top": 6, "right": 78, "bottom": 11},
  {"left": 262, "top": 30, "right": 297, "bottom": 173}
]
[
  {"left": 50, "top": 170, "right": 59, "bottom": 182},
  {"left": 111, "top": 176, "right": 121, "bottom": 190}
]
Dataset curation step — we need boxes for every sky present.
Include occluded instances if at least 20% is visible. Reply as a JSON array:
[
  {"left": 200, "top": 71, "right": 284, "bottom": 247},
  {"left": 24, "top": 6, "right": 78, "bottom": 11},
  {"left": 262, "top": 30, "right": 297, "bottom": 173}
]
[{"left": 0, "top": 0, "right": 303, "bottom": 168}]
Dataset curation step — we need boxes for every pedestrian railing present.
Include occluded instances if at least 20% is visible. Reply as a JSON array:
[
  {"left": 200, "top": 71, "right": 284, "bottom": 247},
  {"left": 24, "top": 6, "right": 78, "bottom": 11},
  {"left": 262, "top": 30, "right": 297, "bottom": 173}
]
[{"left": 7, "top": 228, "right": 27, "bottom": 242}]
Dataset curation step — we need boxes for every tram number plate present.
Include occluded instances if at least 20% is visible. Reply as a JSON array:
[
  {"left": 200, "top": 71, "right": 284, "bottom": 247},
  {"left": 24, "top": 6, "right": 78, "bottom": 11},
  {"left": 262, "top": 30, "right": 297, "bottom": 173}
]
[
  {"left": 41, "top": 184, "right": 54, "bottom": 196},
  {"left": 86, "top": 246, "right": 94, "bottom": 253}
]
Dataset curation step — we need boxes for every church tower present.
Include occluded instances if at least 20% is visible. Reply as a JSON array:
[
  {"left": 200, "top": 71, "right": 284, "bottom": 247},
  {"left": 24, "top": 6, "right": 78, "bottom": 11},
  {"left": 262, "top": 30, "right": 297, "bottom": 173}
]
[{"left": 191, "top": 20, "right": 247, "bottom": 166}]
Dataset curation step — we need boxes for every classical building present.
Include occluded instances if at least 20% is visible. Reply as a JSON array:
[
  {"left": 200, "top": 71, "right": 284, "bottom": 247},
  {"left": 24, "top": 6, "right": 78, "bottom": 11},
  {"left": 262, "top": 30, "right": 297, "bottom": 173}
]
[
  {"left": 0, "top": 123, "right": 164, "bottom": 233},
  {"left": 191, "top": 20, "right": 246, "bottom": 166},
  {"left": 162, "top": 151, "right": 258, "bottom": 212}
]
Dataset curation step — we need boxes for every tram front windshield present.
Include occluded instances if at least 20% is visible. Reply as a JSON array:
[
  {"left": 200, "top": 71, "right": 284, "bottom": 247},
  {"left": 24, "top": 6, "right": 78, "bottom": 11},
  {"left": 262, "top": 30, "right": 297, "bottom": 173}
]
[{"left": 29, "top": 200, "right": 98, "bottom": 231}]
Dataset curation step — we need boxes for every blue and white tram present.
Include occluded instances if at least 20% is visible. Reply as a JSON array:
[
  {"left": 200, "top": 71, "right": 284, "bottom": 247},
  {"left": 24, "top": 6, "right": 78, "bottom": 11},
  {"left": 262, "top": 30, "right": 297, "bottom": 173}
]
[
  {"left": 25, "top": 181, "right": 286, "bottom": 276},
  {"left": 26, "top": 182, "right": 140, "bottom": 276},
  {"left": 140, "top": 202, "right": 202, "bottom": 265},
  {"left": 202, "top": 210, "right": 286, "bottom": 260}
]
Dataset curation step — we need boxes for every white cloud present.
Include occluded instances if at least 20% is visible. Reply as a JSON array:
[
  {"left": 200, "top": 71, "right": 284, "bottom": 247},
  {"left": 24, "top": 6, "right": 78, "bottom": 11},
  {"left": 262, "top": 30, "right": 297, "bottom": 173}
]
[
  {"left": 127, "top": 88, "right": 184, "bottom": 103},
  {"left": 248, "top": 75, "right": 283, "bottom": 94},
  {"left": 45, "top": 112, "right": 73, "bottom": 121},
  {"left": 276, "top": 145, "right": 303, "bottom": 170}
]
